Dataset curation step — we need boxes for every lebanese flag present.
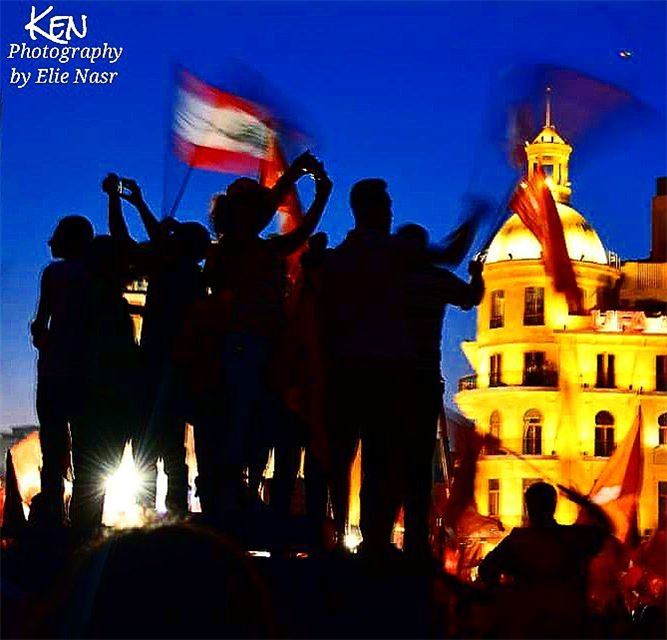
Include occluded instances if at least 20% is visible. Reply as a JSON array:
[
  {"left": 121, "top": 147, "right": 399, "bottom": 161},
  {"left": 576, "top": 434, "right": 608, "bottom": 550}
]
[
  {"left": 509, "top": 166, "right": 584, "bottom": 313},
  {"left": 581, "top": 407, "right": 643, "bottom": 543},
  {"left": 172, "top": 70, "right": 273, "bottom": 173}
]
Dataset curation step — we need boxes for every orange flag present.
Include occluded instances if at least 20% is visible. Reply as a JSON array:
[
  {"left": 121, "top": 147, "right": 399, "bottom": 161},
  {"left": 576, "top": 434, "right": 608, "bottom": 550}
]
[
  {"left": 259, "top": 135, "right": 305, "bottom": 284},
  {"left": 582, "top": 407, "right": 643, "bottom": 543},
  {"left": 509, "top": 166, "right": 583, "bottom": 313}
]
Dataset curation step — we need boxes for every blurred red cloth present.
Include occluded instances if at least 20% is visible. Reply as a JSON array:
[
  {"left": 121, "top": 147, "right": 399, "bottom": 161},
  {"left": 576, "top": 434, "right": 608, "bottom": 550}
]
[{"left": 509, "top": 167, "right": 583, "bottom": 313}]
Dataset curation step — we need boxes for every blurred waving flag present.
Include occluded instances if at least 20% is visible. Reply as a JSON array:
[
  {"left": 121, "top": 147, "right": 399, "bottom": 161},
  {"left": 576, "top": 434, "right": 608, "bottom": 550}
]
[
  {"left": 171, "top": 68, "right": 304, "bottom": 242},
  {"left": 509, "top": 166, "right": 583, "bottom": 313},
  {"left": 581, "top": 407, "right": 643, "bottom": 544},
  {"left": 172, "top": 69, "right": 274, "bottom": 173},
  {"left": 488, "top": 64, "right": 658, "bottom": 170}
]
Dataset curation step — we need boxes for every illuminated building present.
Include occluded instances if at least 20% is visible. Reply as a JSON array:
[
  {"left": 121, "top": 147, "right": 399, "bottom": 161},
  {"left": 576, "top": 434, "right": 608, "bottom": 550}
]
[{"left": 454, "top": 104, "right": 667, "bottom": 535}]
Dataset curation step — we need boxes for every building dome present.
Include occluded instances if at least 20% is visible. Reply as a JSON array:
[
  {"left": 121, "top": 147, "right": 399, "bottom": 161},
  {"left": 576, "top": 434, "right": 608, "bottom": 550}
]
[
  {"left": 485, "top": 203, "right": 608, "bottom": 265},
  {"left": 531, "top": 125, "right": 567, "bottom": 146}
]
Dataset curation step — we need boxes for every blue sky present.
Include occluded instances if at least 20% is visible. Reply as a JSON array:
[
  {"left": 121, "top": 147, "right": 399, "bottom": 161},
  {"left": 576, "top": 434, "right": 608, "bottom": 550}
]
[{"left": 2, "top": 1, "right": 666, "bottom": 426}]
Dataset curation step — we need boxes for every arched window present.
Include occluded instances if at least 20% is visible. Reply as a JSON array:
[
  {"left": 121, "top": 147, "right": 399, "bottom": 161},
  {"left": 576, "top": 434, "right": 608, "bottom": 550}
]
[
  {"left": 484, "top": 411, "right": 501, "bottom": 454},
  {"left": 489, "top": 411, "right": 501, "bottom": 438},
  {"left": 595, "top": 411, "right": 615, "bottom": 457},
  {"left": 522, "top": 410, "right": 542, "bottom": 455},
  {"left": 659, "top": 413, "right": 667, "bottom": 446}
]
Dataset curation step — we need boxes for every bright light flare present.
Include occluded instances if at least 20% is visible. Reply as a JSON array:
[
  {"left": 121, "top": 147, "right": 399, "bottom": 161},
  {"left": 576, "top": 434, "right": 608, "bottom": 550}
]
[
  {"left": 102, "top": 442, "right": 145, "bottom": 528},
  {"left": 343, "top": 525, "right": 363, "bottom": 551}
]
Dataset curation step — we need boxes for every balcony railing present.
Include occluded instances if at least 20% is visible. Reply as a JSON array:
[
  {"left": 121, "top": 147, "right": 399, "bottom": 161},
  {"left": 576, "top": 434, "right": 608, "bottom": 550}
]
[
  {"left": 479, "top": 438, "right": 557, "bottom": 458},
  {"left": 458, "top": 368, "right": 559, "bottom": 391},
  {"left": 523, "top": 367, "right": 558, "bottom": 387},
  {"left": 458, "top": 374, "right": 478, "bottom": 391}
]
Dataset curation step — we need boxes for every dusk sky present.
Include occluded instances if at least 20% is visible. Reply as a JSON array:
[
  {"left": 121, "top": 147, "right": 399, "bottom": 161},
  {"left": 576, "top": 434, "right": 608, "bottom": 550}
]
[{"left": 1, "top": 1, "right": 666, "bottom": 427}]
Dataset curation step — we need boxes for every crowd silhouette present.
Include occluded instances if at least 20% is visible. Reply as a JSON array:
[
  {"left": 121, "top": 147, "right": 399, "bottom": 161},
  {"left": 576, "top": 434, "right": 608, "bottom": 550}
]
[
  {"left": 9, "top": 151, "right": 663, "bottom": 639},
  {"left": 30, "top": 151, "right": 485, "bottom": 553}
]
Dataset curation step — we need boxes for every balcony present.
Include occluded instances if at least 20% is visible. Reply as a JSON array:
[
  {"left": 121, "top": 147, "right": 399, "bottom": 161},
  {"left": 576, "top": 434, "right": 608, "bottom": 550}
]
[
  {"left": 458, "top": 368, "right": 559, "bottom": 391},
  {"left": 458, "top": 374, "right": 478, "bottom": 391},
  {"left": 479, "top": 438, "right": 557, "bottom": 458},
  {"left": 522, "top": 366, "right": 558, "bottom": 387}
]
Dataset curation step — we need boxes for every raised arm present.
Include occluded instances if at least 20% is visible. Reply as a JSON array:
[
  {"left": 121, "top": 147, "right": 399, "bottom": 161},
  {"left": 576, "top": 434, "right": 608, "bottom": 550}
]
[
  {"left": 558, "top": 484, "right": 613, "bottom": 538},
  {"left": 119, "top": 179, "right": 161, "bottom": 242},
  {"left": 425, "top": 259, "right": 484, "bottom": 311},
  {"left": 426, "top": 197, "right": 492, "bottom": 266},
  {"left": 102, "top": 173, "right": 132, "bottom": 244},
  {"left": 269, "top": 153, "right": 332, "bottom": 257},
  {"left": 463, "top": 258, "right": 485, "bottom": 309}
]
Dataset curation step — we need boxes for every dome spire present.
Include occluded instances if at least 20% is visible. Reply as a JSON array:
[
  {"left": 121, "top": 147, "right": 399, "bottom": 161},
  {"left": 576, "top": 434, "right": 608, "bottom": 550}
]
[
  {"left": 525, "top": 87, "right": 573, "bottom": 204},
  {"left": 545, "top": 86, "right": 552, "bottom": 128}
]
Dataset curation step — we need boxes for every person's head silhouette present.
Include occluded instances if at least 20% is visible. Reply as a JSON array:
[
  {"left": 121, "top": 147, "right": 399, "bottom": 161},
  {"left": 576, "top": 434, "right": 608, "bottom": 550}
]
[
  {"left": 396, "top": 223, "right": 429, "bottom": 261},
  {"left": 210, "top": 178, "right": 274, "bottom": 239},
  {"left": 524, "top": 481, "right": 557, "bottom": 526},
  {"left": 350, "top": 179, "right": 392, "bottom": 234},
  {"left": 176, "top": 222, "right": 211, "bottom": 263},
  {"left": 48, "top": 215, "right": 94, "bottom": 259}
]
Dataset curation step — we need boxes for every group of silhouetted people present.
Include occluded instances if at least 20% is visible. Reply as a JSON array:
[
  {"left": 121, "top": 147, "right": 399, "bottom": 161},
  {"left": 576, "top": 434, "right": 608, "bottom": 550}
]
[
  {"left": 31, "top": 150, "right": 485, "bottom": 557},
  {"left": 23, "top": 151, "right": 667, "bottom": 640}
]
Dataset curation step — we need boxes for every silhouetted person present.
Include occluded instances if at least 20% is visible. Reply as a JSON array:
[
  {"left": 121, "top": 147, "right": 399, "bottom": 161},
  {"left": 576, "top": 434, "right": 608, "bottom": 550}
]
[
  {"left": 395, "top": 223, "right": 484, "bottom": 562},
  {"left": 69, "top": 235, "right": 140, "bottom": 532},
  {"left": 104, "top": 174, "right": 209, "bottom": 515},
  {"left": 197, "top": 151, "right": 331, "bottom": 522},
  {"left": 39, "top": 524, "right": 274, "bottom": 638},
  {"left": 478, "top": 482, "right": 612, "bottom": 638},
  {"left": 320, "top": 179, "right": 416, "bottom": 553},
  {"left": 31, "top": 215, "right": 94, "bottom": 526},
  {"left": 270, "top": 232, "right": 332, "bottom": 550}
]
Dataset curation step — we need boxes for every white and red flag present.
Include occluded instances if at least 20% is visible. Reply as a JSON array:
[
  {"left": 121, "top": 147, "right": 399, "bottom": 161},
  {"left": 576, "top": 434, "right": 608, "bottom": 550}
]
[
  {"left": 579, "top": 407, "right": 643, "bottom": 544},
  {"left": 172, "top": 69, "right": 274, "bottom": 173},
  {"left": 172, "top": 70, "right": 303, "bottom": 234}
]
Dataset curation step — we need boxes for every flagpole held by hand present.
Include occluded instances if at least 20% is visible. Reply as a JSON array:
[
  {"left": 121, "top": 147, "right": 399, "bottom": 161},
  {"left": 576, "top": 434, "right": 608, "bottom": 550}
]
[{"left": 166, "top": 163, "right": 194, "bottom": 219}]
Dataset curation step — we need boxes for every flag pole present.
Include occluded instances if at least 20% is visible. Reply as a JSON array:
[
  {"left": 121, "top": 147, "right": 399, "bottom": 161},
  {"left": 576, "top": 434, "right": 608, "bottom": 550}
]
[
  {"left": 475, "top": 182, "right": 516, "bottom": 260},
  {"left": 439, "top": 404, "right": 454, "bottom": 491},
  {"left": 167, "top": 163, "right": 194, "bottom": 219},
  {"left": 500, "top": 445, "right": 561, "bottom": 487}
]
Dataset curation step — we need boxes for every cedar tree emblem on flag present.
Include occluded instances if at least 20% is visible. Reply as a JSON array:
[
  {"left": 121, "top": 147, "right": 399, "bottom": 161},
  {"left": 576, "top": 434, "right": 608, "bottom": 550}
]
[{"left": 172, "top": 69, "right": 273, "bottom": 173}]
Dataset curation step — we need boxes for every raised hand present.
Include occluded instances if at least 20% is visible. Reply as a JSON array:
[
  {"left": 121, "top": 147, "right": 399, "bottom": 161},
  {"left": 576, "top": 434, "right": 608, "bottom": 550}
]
[
  {"left": 118, "top": 178, "right": 143, "bottom": 206},
  {"left": 468, "top": 258, "right": 484, "bottom": 278},
  {"left": 102, "top": 173, "right": 120, "bottom": 195},
  {"left": 312, "top": 160, "right": 332, "bottom": 195},
  {"left": 290, "top": 150, "right": 320, "bottom": 176},
  {"left": 557, "top": 484, "right": 588, "bottom": 505}
]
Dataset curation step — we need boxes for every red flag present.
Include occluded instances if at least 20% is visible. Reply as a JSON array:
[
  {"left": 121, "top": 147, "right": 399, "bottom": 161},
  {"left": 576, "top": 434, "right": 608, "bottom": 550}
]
[
  {"left": 259, "top": 135, "right": 305, "bottom": 283},
  {"left": 509, "top": 166, "right": 583, "bottom": 312},
  {"left": 580, "top": 407, "right": 643, "bottom": 543},
  {"left": 172, "top": 70, "right": 273, "bottom": 173},
  {"left": 259, "top": 135, "right": 304, "bottom": 232}
]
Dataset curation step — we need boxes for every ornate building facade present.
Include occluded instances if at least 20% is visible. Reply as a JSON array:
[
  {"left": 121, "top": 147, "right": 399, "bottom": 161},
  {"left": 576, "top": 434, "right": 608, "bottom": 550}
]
[{"left": 454, "top": 111, "right": 667, "bottom": 534}]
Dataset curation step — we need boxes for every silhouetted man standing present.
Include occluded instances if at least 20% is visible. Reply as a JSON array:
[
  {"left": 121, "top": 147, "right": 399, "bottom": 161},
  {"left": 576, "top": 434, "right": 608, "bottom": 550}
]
[
  {"left": 321, "top": 179, "right": 416, "bottom": 554},
  {"left": 478, "top": 482, "right": 611, "bottom": 638},
  {"left": 396, "top": 223, "right": 484, "bottom": 562}
]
